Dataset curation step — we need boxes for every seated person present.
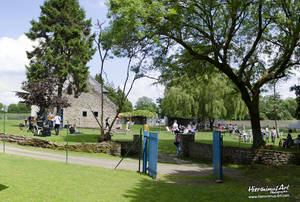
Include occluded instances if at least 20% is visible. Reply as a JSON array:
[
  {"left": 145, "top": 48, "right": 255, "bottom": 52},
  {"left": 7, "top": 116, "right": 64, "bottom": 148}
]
[
  {"left": 283, "top": 133, "right": 293, "bottom": 148},
  {"left": 69, "top": 124, "right": 76, "bottom": 134},
  {"left": 69, "top": 124, "right": 80, "bottom": 134}
]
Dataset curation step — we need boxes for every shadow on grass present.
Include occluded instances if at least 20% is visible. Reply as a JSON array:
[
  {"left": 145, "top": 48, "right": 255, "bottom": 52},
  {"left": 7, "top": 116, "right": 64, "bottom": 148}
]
[
  {"left": 122, "top": 170, "right": 251, "bottom": 202},
  {"left": 0, "top": 184, "right": 8, "bottom": 191},
  {"left": 123, "top": 165, "right": 300, "bottom": 202}
]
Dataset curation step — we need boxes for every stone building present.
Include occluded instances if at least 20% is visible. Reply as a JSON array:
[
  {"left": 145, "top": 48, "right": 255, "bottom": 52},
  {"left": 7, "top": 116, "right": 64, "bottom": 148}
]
[
  {"left": 31, "top": 75, "right": 119, "bottom": 129},
  {"left": 63, "top": 75, "right": 117, "bottom": 128}
]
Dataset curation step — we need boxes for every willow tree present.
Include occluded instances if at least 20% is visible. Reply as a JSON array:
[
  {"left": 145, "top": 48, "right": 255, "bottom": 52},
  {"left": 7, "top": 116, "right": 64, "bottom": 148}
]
[
  {"left": 25, "top": 0, "right": 96, "bottom": 112},
  {"left": 106, "top": 0, "right": 300, "bottom": 148}
]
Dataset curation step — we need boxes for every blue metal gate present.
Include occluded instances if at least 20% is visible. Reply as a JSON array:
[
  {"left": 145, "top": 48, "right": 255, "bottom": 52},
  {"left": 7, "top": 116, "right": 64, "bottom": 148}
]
[
  {"left": 142, "top": 130, "right": 148, "bottom": 173},
  {"left": 213, "top": 131, "right": 223, "bottom": 181},
  {"left": 142, "top": 131, "right": 158, "bottom": 179},
  {"left": 148, "top": 132, "right": 158, "bottom": 178}
]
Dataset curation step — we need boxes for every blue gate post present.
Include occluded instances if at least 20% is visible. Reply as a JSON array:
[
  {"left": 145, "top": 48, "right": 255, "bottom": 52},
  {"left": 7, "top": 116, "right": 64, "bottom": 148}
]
[
  {"left": 148, "top": 132, "right": 158, "bottom": 179},
  {"left": 213, "top": 131, "right": 223, "bottom": 182},
  {"left": 142, "top": 130, "right": 148, "bottom": 173}
]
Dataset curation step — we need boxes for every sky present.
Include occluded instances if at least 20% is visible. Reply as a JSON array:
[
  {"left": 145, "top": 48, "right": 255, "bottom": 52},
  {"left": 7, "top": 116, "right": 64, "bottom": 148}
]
[{"left": 0, "top": 0, "right": 299, "bottom": 106}]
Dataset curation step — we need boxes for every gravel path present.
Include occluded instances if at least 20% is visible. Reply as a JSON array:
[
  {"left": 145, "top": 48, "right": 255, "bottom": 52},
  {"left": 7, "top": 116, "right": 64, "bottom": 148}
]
[{"left": 0, "top": 144, "right": 239, "bottom": 177}]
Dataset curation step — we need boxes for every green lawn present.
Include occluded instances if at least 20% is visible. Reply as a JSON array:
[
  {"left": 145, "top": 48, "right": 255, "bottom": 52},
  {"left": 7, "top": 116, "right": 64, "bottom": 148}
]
[
  {"left": 1, "top": 120, "right": 300, "bottom": 154},
  {"left": 0, "top": 153, "right": 299, "bottom": 202}
]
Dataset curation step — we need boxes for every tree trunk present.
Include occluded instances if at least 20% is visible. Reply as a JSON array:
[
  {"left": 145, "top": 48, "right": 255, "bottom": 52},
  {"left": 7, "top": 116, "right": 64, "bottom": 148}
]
[
  {"left": 209, "top": 118, "right": 214, "bottom": 131},
  {"left": 248, "top": 94, "right": 265, "bottom": 149},
  {"left": 273, "top": 82, "right": 279, "bottom": 137},
  {"left": 56, "top": 84, "right": 63, "bottom": 115}
]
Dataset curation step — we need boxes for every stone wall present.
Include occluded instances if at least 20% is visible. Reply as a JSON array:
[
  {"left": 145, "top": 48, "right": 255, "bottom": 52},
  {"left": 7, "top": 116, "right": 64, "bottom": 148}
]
[
  {"left": 0, "top": 133, "right": 141, "bottom": 157},
  {"left": 63, "top": 75, "right": 119, "bottom": 129},
  {"left": 64, "top": 91, "right": 117, "bottom": 129},
  {"left": 182, "top": 134, "right": 300, "bottom": 166}
]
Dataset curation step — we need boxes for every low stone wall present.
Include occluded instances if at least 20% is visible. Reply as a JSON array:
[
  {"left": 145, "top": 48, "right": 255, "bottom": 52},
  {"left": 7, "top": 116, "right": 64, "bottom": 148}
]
[
  {"left": 182, "top": 134, "right": 300, "bottom": 166},
  {"left": 0, "top": 133, "right": 143, "bottom": 157}
]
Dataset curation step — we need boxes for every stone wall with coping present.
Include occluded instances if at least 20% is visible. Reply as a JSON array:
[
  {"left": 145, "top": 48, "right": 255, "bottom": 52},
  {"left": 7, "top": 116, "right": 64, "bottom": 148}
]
[
  {"left": 0, "top": 133, "right": 141, "bottom": 157},
  {"left": 181, "top": 134, "right": 300, "bottom": 166}
]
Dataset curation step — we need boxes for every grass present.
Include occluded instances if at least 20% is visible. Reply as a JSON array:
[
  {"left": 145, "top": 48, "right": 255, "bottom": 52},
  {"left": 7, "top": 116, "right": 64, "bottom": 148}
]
[
  {"left": 1, "top": 120, "right": 300, "bottom": 154},
  {"left": 0, "top": 153, "right": 299, "bottom": 201}
]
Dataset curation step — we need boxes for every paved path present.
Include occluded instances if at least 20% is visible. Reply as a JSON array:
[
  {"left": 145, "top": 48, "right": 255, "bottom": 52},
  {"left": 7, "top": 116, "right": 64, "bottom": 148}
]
[{"left": 0, "top": 144, "right": 238, "bottom": 177}]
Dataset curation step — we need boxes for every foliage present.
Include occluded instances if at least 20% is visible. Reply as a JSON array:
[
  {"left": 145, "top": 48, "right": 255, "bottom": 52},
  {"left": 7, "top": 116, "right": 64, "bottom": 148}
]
[
  {"left": 95, "top": 74, "right": 133, "bottom": 112},
  {"left": 7, "top": 103, "right": 30, "bottom": 113},
  {"left": 120, "top": 110, "right": 158, "bottom": 118},
  {"left": 0, "top": 102, "right": 4, "bottom": 112},
  {"left": 135, "top": 96, "right": 158, "bottom": 113},
  {"left": 16, "top": 78, "right": 70, "bottom": 115},
  {"left": 260, "top": 95, "right": 297, "bottom": 120},
  {"left": 290, "top": 84, "right": 300, "bottom": 119},
  {"left": 106, "top": 0, "right": 300, "bottom": 148},
  {"left": 161, "top": 67, "right": 248, "bottom": 122},
  {"left": 25, "top": 0, "right": 96, "bottom": 100}
]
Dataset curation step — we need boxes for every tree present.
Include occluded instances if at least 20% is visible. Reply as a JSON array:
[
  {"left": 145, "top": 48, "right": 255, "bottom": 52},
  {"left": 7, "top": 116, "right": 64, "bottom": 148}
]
[
  {"left": 7, "top": 104, "right": 18, "bottom": 113},
  {"left": 93, "top": 21, "right": 147, "bottom": 141},
  {"left": 135, "top": 96, "right": 158, "bottom": 113},
  {"left": 106, "top": 0, "right": 300, "bottom": 148},
  {"left": 0, "top": 102, "right": 4, "bottom": 112},
  {"left": 16, "top": 78, "right": 70, "bottom": 116},
  {"left": 95, "top": 74, "right": 133, "bottom": 112},
  {"left": 161, "top": 71, "right": 248, "bottom": 129},
  {"left": 25, "top": 0, "right": 95, "bottom": 113},
  {"left": 16, "top": 103, "right": 31, "bottom": 113},
  {"left": 291, "top": 84, "right": 300, "bottom": 119}
]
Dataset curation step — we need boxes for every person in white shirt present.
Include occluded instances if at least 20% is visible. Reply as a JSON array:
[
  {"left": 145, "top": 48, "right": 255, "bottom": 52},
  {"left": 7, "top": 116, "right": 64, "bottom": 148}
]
[
  {"left": 53, "top": 114, "right": 61, "bottom": 135},
  {"left": 172, "top": 120, "right": 179, "bottom": 133},
  {"left": 265, "top": 125, "right": 269, "bottom": 143}
]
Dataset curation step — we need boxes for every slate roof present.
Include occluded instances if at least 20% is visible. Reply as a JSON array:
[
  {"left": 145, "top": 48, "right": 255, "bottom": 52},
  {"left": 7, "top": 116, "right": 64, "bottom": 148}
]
[{"left": 87, "top": 75, "right": 108, "bottom": 94}]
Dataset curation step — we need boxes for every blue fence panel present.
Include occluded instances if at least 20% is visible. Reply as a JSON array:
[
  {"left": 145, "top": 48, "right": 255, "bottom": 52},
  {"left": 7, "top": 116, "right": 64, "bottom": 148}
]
[
  {"left": 213, "top": 131, "right": 223, "bottom": 180},
  {"left": 148, "top": 132, "right": 158, "bottom": 179},
  {"left": 142, "top": 130, "right": 148, "bottom": 173}
]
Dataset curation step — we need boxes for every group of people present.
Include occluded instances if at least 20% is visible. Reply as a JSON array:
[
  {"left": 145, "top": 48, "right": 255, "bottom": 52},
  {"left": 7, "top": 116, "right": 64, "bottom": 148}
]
[
  {"left": 261, "top": 125, "right": 278, "bottom": 144},
  {"left": 171, "top": 120, "right": 197, "bottom": 155},
  {"left": 24, "top": 113, "right": 66, "bottom": 136},
  {"left": 282, "top": 134, "right": 300, "bottom": 148}
]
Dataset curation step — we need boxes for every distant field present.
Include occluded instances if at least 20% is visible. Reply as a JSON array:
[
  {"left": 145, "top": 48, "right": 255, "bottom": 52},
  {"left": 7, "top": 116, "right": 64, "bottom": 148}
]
[{"left": 223, "top": 120, "right": 296, "bottom": 129}]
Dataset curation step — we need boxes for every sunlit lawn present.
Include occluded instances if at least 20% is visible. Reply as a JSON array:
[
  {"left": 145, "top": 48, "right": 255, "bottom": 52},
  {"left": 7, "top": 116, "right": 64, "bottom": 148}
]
[
  {"left": 1, "top": 120, "right": 300, "bottom": 154},
  {"left": 0, "top": 153, "right": 299, "bottom": 202}
]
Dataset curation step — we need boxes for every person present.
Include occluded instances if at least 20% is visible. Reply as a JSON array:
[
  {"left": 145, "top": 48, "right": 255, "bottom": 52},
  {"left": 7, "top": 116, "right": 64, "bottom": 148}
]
[
  {"left": 53, "top": 114, "right": 61, "bottom": 135},
  {"left": 69, "top": 124, "right": 76, "bottom": 134},
  {"left": 174, "top": 129, "right": 181, "bottom": 155},
  {"left": 24, "top": 118, "right": 28, "bottom": 128},
  {"left": 172, "top": 120, "right": 179, "bottom": 134},
  {"left": 271, "top": 127, "right": 276, "bottom": 144},
  {"left": 265, "top": 125, "right": 269, "bottom": 143},
  {"left": 283, "top": 133, "right": 293, "bottom": 148},
  {"left": 261, "top": 128, "right": 265, "bottom": 140},
  {"left": 219, "top": 125, "right": 223, "bottom": 131},
  {"left": 105, "top": 117, "right": 110, "bottom": 128},
  {"left": 228, "top": 124, "right": 233, "bottom": 136},
  {"left": 126, "top": 119, "right": 130, "bottom": 133},
  {"left": 48, "top": 112, "right": 53, "bottom": 130},
  {"left": 28, "top": 116, "right": 33, "bottom": 131}
]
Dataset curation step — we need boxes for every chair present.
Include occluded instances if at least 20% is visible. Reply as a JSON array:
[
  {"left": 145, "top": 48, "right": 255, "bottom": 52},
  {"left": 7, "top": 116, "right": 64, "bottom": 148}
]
[{"left": 36, "top": 120, "right": 44, "bottom": 136}]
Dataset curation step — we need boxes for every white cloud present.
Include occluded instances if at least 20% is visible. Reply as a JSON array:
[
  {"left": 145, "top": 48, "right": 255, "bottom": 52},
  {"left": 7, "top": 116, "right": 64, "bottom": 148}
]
[
  {"left": 0, "top": 35, "right": 36, "bottom": 105},
  {"left": 0, "top": 35, "right": 36, "bottom": 73},
  {"left": 277, "top": 70, "right": 300, "bottom": 99},
  {"left": 99, "top": 0, "right": 106, "bottom": 7},
  {"left": 127, "top": 78, "right": 165, "bottom": 107}
]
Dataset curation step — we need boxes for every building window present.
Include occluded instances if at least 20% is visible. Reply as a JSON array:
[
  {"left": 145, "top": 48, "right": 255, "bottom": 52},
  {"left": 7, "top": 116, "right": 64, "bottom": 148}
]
[
  {"left": 93, "top": 111, "right": 98, "bottom": 117},
  {"left": 82, "top": 111, "right": 87, "bottom": 117}
]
